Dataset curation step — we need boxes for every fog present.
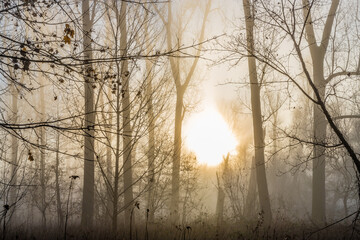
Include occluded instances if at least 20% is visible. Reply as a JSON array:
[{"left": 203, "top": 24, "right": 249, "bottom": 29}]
[{"left": 0, "top": 0, "right": 360, "bottom": 239}]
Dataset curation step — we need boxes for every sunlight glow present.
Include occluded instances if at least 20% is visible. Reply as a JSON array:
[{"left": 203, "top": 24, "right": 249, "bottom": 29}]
[{"left": 184, "top": 108, "right": 238, "bottom": 166}]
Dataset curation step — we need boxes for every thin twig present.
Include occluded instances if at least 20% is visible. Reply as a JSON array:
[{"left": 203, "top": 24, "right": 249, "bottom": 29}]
[{"left": 306, "top": 210, "right": 359, "bottom": 239}]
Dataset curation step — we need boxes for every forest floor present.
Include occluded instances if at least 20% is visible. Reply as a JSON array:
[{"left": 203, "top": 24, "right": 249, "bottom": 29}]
[{"left": 2, "top": 219, "right": 360, "bottom": 240}]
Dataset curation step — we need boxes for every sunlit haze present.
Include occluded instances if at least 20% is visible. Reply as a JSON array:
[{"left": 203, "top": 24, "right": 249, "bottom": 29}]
[
  {"left": 184, "top": 108, "right": 238, "bottom": 166},
  {"left": 2, "top": 0, "right": 358, "bottom": 238}
]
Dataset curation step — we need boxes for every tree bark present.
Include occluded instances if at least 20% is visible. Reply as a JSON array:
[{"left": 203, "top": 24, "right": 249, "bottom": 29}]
[
  {"left": 39, "top": 78, "right": 47, "bottom": 229},
  {"left": 242, "top": 0, "right": 272, "bottom": 225},
  {"left": 103, "top": 1, "right": 114, "bottom": 225},
  {"left": 312, "top": 82, "right": 326, "bottom": 224},
  {"left": 245, "top": 157, "right": 257, "bottom": 219},
  {"left": 144, "top": 7, "right": 156, "bottom": 223},
  {"left": 9, "top": 76, "right": 19, "bottom": 220},
  {"left": 55, "top": 131, "right": 64, "bottom": 229},
  {"left": 145, "top": 52, "right": 156, "bottom": 224},
  {"left": 119, "top": 1, "right": 134, "bottom": 234},
  {"left": 105, "top": 87, "right": 113, "bottom": 224},
  {"left": 302, "top": 0, "right": 340, "bottom": 225},
  {"left": 171, "top": 90, "right": 184, "bottom": 222},
  {"left": 112, "top": 64, "right": 120, "bottom": 233},
  {"left": 81, "top": 0, "right": 95, "bottom": 229}
]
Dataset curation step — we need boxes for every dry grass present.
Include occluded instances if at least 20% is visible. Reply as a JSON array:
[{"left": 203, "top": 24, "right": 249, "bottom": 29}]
[{"left": 2, "top": 218, "right": 359, "bottom": 240}]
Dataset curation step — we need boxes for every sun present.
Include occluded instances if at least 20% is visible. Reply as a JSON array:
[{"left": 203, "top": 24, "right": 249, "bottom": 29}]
[{"left": 184, "top": 108, "right": 238, "bottom": 166}]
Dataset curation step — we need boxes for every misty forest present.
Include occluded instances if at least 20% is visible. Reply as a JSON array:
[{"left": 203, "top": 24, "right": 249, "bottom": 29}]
[{"left": 1, "top": 0, "right": 360, "bottom": 239}]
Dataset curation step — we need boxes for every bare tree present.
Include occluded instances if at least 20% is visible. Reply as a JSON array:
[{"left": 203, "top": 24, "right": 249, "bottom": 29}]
[
  {"left": 234, "top": 0, "right": 360, "bottom": 225},
  {"left": 81, "top": 0, "right": 96, "bottom": 229},
  {"left": 144, "top": 7, "right": 156, "bottom": 223},
  {"left": 154, "top": 0, "right": 212, "bottom": 223},
  {"left": 119, "top": 1, "right": 135, "bottom": 233},
  {"left": 242, "top": 0, "right": 272, "bottom": 225}
]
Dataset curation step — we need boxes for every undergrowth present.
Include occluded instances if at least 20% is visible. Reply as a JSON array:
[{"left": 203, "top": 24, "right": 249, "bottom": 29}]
[{"left": 1, "top": 218, "right": 359, "bottom": 240}]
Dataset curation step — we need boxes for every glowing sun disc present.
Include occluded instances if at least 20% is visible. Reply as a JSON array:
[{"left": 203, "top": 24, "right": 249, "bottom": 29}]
[{"left": 184, "top": 108, "right": 237, "bottom": 166}]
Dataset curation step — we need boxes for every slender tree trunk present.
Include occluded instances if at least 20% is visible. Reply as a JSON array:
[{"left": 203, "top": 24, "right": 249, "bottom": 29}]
[
  {"left": 119, "top": 1, "right": 134, "bottom": 234},
  {"left": 146, "top": 82, "right": 156, "bottom": 223},
  {"left": 302, "top": 0, "right": 340, "bottom": 225},
  {"left": 216, "top": 154, "right": 229, "bottom": 229},
  {"left": 312, "top": 79, "right": 326, "bottom": 224},
  {"left": 145, "top": 60, "right": 156, "bottom": 223},
  {"left": 144, "top": 10, "right": 156, "bottom": 224},
  {"left": 215, "top": 174, "right": 225, "bottom": 229},
  {"left": 245, "top": 157, "right": 257, "bottom": 219},
  {"left": 242, "top": 0, "right": 272, "bottom": 225},
  {"left": 171, "top": 90, "right": 184, "bottom": 223},
  {"left": 55, "top": 131, "right": 64, "bottom": 229},
  {"left": 165, "top": 1, "right": 211, "bottom": 224},
  {"left": 39, "top": 80, "right": 47, "bottom": 229},
  {"left": 81, "top": 0, "right": 95, "bottom": 229},
  {"left": 7, "top": 71, "right": 20, "bottom": 224},
  {"left": 181, "top": 180, "right": 190, "bottom": 225},
  {"left": 112, "top": 70, "right": 120, "bottom": 233},
  {"left": 269, "top": 96, "right": 282, "bottom": 207},
  {"left": 112, "top": 0, "right": 122, "bottom": 232},
  {"left": 104, "top": 2, "right": 114, "bottom": 224},
  {"left": 106, "top": 131, "right": 112, "bottom": 192},
  {"left": 9, "top": 80, "right": 19, "bottom": 220},
  {"left": 105, "top": 88, "right": 113, "bottom": 224},
  {"left": 166, "top": 1, "right": 181, "bottom": 222}
]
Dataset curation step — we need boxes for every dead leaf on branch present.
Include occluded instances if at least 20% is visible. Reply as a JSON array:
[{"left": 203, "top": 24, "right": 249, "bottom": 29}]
[
  {"left": 63, "top": 24, "right": 74, "bottom": 44},
  {"left": 63, "top": 35, "right": 71, "bottom": 44}
]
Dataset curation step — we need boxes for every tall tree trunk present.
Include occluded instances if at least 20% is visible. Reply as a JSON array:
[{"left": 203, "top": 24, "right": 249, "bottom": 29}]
[
  {"left": 146, "top": 66, "right": 156, "bottom": 224},
  {"left": 145, "top": 9, "right": 156, "bottom": 224},
  {"left": 166, "top": 1, "right": 181, "bottom": 222},
  {"left": 55, "top": 131, "right": 64, "bottom": 229},
  {"left": 245, "top": 157, "right": 257, "bottom": 219},
  {"left": 119, "top": 1, "right": 134, "bottom": 234},
  {"left": 112, "top": 0, "right": 122, "bottom": 233},
  {"left": 312, "top": 80, "right": 326, "bottom": 224},
  {"left": 242, "top": 0, "right": 272, "bottom": 225},
  {"left": 181, "top": 176, "right": 190, "bottom": 225},
  {"left": 103, "top": 1, "right": 114, "bottom": 224},
  {"left": 105, "top": 88, "right": 113, "bottom": 224},
  {"left": 171, "top": 90, "right": 183, "bottom": 222},
  {"left": 39, "top": 79, "right": 47, "bottom": 229},
  {"left": 302, "top": 0, "right": 340, "bottom": 225},
  {"left": 112, "top": 68, "right": 120, "bottom": 233},
  {"left": 216, "top": 154, "right": 229, "bottom": 229},
  {"left": 9, "top": 79, "right": 19, "bottom": 219},
  {"left": 269, "top": 94, "right": 282, "bottom": 207},
  {"left": 81, "top": 0, "right": 95, "bottom": 229},
  {"left": 164, "top": 1, "right": 211, "bottom": 224}
]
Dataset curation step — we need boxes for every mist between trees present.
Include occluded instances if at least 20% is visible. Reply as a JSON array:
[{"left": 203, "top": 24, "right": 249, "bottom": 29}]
[{"left": 0, "top": 0, "right": 360, "bottom": 239}]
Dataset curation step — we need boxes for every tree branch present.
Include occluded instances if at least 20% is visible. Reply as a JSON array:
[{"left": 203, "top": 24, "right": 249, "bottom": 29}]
[
  {"left": 182, "top": 0, "right": 211, "bottom": 91},
  {"left": 325, "top": 71, "right": 360, "bottom": 84},
  {"left": 302, "top": 0, "right": 318, "bottom": 57},
  {"left": 333, "top": 115, "right": 360, "bottom": 120},
  {"left": 320, "top": 0, "right": 340, "bottom": 53}
]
